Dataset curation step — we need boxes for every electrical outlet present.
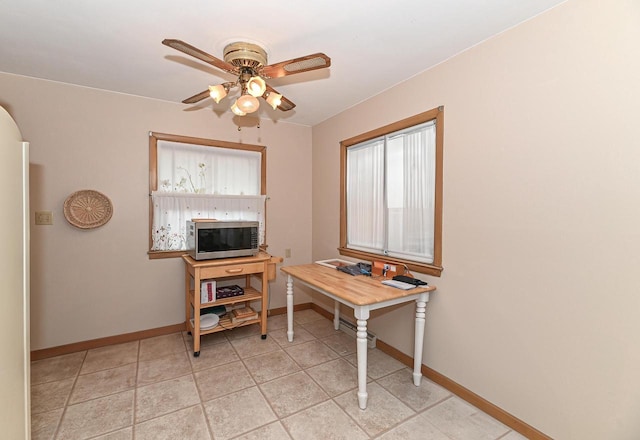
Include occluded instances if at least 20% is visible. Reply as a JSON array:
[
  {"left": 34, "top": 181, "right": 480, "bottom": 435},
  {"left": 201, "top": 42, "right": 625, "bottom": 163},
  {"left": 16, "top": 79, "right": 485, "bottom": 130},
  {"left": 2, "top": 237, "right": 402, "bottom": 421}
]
[
  {"left": 285, "top": 248, "right": 291, "bottom": 258},
  {"left": 35, "top": 211, "right": 53, "bottom": 225}
]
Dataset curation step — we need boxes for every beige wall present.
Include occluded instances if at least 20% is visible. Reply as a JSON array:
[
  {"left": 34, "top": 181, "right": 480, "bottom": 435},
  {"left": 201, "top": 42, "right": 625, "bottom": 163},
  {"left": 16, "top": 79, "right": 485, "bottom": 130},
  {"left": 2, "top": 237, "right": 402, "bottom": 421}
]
[
  {"left": 312, "top": 0, "right": 640, "bottom": 439},
  {"left": 2, "top": 0, "right": 639, "bottom": 437},
  {"left": 0, "top": 73, "right": 314, "bottom": 350}
]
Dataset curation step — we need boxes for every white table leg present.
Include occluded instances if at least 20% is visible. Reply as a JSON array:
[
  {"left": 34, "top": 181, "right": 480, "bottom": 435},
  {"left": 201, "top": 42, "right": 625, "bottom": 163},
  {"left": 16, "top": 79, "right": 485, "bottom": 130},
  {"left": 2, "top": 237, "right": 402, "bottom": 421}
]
[
  {"left": 286, "top": 275, "right": 294, "bottom": 342},
  {"left": 413, "top": 292, "right": 430, "bottom": 386},
  {"left": 354, "top": 307, "right": 370, "bottom": 409},
  {"left": 334, "top": 300, "right": 340, "bottom": 330}
]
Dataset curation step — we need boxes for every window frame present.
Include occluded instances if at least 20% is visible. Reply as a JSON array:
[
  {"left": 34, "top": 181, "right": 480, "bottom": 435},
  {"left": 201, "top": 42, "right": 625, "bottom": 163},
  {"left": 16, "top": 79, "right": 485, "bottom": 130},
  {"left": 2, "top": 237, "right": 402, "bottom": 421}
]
[
  {"left": 339, "top": 107, "right": 444, "bottom": 276},
  {"left": 148, "top": 132, "right": 267, "bottom": 259}
]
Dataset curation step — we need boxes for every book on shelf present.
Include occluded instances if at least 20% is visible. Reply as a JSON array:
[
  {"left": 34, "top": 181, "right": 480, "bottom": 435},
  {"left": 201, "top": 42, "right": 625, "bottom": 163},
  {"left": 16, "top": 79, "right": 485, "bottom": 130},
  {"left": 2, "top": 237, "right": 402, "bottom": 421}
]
[
  {"left": 230, "top": 306, "right": 258, "bottom": 324},
  {"left": 216, "top": 284, "right": 244, "bottom": 299},
  {"left": 231, "top": 315, "right": 258, "bottom": 324},
  {"left": 224, "top": 303, "right": 247, "bottom": 313},
  {"left": 200, "top": 283, "right": 245, "bottom": 302},
  {"left": 200, "top": 279, "right": 216, "bottom": 303},
  {"left": 232, "top": 306, "right": 257, "bottom": 318}
]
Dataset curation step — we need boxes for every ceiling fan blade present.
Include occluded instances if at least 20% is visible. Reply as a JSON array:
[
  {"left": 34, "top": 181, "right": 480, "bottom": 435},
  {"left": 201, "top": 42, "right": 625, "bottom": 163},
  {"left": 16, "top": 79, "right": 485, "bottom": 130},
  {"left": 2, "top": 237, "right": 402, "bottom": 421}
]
[
  {"left": 277, "top": 95, "right": 296, "bottom": 112},
  {"left": 162, "top": 39, "right": 238, "bottom": 74},
  {"left": 264, "top": 85, "right": 296, "bottom": 111},
  {"left": 182, "top": 90, "right": 210, "bottom": 104},
  {"left": 261, "top": 53, "right": 331, "bottom": 79}
]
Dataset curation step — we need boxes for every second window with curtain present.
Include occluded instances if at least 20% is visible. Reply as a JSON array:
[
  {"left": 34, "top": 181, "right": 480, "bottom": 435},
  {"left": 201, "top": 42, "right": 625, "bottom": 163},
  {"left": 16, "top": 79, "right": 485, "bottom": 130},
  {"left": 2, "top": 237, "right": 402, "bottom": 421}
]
[{"left": 345, "top": 120, "right": 436, "bottom": 264}]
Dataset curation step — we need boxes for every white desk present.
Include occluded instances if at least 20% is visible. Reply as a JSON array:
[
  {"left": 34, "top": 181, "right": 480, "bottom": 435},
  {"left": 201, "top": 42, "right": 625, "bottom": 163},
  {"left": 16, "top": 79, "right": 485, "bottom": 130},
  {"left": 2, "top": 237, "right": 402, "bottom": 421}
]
[{"left": 281, "top": 264, "right": 436, "bottom": 410}]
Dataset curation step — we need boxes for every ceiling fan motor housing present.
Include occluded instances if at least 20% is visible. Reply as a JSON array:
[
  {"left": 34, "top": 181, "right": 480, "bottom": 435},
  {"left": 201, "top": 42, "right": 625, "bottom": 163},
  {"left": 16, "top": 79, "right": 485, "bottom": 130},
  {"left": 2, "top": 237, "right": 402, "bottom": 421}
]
[{"left": 224, "top": 42, "right": 268, "bottom": 69}]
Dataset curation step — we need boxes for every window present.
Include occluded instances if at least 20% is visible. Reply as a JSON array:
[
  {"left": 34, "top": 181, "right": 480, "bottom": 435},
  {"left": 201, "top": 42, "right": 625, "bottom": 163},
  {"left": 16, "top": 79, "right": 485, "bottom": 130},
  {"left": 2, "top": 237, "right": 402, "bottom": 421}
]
[
  {"left": 339, "top": 107, "right": 443, "bottom": 276},
  {"left": 149, "top": 132, "right": 267, "bottom": 259}
]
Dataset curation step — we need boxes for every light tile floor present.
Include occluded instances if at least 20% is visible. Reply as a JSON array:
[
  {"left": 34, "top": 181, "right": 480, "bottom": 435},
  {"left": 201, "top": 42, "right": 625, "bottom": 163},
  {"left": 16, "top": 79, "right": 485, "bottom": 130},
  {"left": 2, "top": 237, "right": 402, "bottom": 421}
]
[{"left": 31, "top": 309, "right": 528, "bottom": 440}]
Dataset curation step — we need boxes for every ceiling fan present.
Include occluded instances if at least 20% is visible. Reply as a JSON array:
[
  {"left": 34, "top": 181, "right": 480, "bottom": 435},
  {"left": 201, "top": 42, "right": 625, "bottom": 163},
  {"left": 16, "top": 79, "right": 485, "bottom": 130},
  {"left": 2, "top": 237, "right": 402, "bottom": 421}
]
[{"left": 162, "top": 39, "right": 331, "bottom": 116}]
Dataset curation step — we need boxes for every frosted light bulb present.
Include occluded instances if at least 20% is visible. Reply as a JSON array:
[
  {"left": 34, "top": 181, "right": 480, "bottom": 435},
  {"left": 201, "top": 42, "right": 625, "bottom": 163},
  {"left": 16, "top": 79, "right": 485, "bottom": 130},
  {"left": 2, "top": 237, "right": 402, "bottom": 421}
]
[{"left": 236, "top": 94, "right": 260, "bottom": 113}]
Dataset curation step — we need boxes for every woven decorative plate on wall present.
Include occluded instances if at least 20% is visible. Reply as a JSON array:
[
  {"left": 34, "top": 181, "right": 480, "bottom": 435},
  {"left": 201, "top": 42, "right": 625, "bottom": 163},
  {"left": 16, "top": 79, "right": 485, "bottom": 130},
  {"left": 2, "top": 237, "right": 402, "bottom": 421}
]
[{"left": 63, "top": 189, "right": 113, "bottom": 229}]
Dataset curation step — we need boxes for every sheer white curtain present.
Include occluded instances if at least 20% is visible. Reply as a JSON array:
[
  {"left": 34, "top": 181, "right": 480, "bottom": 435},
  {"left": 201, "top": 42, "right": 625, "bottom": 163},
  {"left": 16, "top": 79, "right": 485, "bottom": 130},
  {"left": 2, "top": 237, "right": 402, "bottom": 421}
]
[
  {"left": 151, "top": 193, "right": 266, "bottom": 250},
  {"left": 152, "top": 141, "right": 264, "bottom": 251},
  {"left": 157, "top": 141, "right": 260, "bottom": 195},
  {"left": 346, "top": 121, "right": 436, "bottom": 263},
  {"left": 396, "top": 123, "right": 436, "bottom": 261},
  {"left": 346, "top": 139, "right": 385, "bottom": 252}
]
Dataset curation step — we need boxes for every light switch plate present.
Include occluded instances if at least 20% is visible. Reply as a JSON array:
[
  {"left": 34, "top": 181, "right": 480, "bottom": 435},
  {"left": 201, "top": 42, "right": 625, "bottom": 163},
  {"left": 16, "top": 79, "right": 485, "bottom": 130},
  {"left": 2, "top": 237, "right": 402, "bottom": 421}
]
[{"left": 35, "top": 211, "right": 53, "bottom": 225}]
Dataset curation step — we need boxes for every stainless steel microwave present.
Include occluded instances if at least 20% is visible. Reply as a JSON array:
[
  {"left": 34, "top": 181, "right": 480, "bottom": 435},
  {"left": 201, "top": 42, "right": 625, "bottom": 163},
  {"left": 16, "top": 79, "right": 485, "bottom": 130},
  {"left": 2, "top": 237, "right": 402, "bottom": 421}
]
[{"left": 186, "top": 220, "right": 259, "bottom": 260}]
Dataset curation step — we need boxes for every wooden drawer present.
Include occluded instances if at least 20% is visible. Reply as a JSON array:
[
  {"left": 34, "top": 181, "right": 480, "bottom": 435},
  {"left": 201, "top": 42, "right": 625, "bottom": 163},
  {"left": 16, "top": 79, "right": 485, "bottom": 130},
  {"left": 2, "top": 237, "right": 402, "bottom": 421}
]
[{"left": 197, "top": 261, "right": 265, "bottom": 279}]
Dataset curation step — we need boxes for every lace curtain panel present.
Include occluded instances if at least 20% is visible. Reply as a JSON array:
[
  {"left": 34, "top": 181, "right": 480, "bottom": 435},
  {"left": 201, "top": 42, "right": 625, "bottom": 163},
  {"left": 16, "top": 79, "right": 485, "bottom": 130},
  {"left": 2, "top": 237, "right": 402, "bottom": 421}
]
[
  {"left": 152, "top": 140, "right": 265, "bottom": 251},
  {"left": 151, "top": 193, "right": 266, "bottom": 251}
]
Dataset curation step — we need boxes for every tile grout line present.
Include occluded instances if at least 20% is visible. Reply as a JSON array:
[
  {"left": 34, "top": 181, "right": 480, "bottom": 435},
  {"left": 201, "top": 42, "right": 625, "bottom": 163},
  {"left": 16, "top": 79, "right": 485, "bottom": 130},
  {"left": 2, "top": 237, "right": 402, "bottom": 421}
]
[
  {"left": 192, "top": 317, "right": 343, "bottom": 439},
  {"left": 53, "top": 325, "right": 338, "bottom": 439},
  {"left": 51, "top": 349, "right": 88, "bottom": 440},
  {"left": 130, "top": 339, "right": 141, "bottom": 440},
  {"left": 259, "top": 320, "right": 370, "bottom": 438},
  {"left": 81, "top": 343, "right": 139, "bottom": 439},
  {"left": 285, "top": 321, "right": 372, "bottom": 437},
  {"left": 135, "top": 333, "right": 213, "bottom": 439},
  {"left": 33, "top": 311, "right": 517, "bottom": 440},
  {"left": 366, "top": 381, "right": 453, "bottom": 440},
  {"left": 244, "top": 320, "right": 335, "bottom": 440},
  {"left": 198, "top": 328, "right": 239, "bottom": 440},
  {"left": 223, "top": 325, "right": 291, "bottom": 438},
  {"left": 295, "top": 315, "right": 426, "bottom": 439}
]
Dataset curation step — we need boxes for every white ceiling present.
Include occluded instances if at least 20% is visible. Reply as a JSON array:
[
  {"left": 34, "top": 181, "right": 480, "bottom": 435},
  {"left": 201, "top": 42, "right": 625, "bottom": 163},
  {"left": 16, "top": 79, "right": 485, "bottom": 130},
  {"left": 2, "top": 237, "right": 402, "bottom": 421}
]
[{"left": 1, "top": 0, "right": 566, "bottom": 126}]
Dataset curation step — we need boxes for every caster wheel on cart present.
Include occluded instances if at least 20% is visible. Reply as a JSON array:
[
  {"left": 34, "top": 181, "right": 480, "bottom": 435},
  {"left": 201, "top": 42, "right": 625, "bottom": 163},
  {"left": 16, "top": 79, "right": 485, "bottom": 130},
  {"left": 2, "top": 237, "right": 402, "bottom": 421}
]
[
  {"left": 193, "top": 351, "right": 200, "bottom": 357},
  {"left": 261, "top": 334, "right": 267, "bottom": 340}
]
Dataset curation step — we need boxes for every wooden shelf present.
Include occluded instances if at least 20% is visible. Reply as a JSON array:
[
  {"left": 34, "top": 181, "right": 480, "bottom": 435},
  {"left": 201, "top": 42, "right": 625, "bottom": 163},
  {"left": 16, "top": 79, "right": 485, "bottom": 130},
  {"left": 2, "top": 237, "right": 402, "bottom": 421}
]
[
  {"left": 186, "top": 313, "right": 262, "bottom": 336},
  {"left": 189, "top": 287, "right": 262, "bottom": 308}
]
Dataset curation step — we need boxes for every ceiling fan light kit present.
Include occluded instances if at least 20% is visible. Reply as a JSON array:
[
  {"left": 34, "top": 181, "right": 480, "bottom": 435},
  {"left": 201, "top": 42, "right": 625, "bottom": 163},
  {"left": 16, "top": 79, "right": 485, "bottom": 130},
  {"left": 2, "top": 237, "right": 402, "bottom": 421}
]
[
  {"left": 230, "top": 101, "right": 246, "bottom": 116},
  {"left": 246, "top": 76, "right": 266, "bottom": 97},
  {"left": 208, "top": 84, "right": 229, "bottom": 103},
  {"left": 265, "top": 91, "right": 282, "bottom": 110},
  {"left": 236, "top": 94, "right": 260, "bottom": 114},
  {"left": 162, "top": 39, "right": 331, "bottom": 116}
]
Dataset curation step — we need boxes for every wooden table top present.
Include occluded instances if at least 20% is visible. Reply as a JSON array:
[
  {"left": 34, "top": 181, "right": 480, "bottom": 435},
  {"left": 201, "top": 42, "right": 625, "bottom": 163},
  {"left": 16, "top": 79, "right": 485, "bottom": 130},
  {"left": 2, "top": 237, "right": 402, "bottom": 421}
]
[{"left": 281, "top": 264, "right": 435, "bottom": 306}]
